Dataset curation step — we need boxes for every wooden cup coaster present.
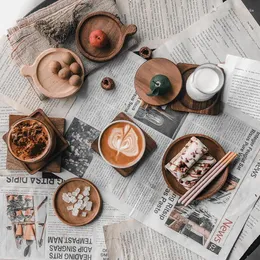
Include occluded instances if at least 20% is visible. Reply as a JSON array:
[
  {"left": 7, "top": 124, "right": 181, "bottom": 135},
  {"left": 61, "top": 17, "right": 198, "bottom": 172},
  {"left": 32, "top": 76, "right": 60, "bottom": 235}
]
[
  {"left": 170, "top": 63, "right": 222, "bottom": 115},
  {"left": 162, "top": 134, "right": 229, "bottom": 200},
  {"left": 20, "top": 48, "right": 85, "bottom": 99},
  {"left": 76, "top": 11, "right": 137, "bottom": 62},
  {"left": 53, "top": 178, "right": 102, "bottom": 226},
  {"left": 2, "top": 109, "right": 69, "bottom": 174},
  {"left": 134, "top": 58, "right": 182, "bottom": 106},
  {"left": 91, "top": 112, "right": 157, "bottom": 177}
]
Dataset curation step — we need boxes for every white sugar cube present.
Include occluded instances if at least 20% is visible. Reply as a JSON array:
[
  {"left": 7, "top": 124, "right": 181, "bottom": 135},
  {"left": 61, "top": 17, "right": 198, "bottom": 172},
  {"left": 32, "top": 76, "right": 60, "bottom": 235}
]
[
  {"left": 78, "top": 194, "right": 83, "bottom": 200},
  {"left": 83, "top": 196, "right": 89, "bottom": 203},
  {"left": 72, "top": 208, "right": 79, "bottom": 216},
  {"left": 85, "top": 201, "right": 93, "bottom": 211},
  {"left": 78, "top": 199, "right": 83, "bottom": 205},
  {"left": 81, "top": 212, "right": 87, "bottom": 217},
  {"left": 75, "top": 188, "right": 80, "bottom": 195},
  {"left": 62, "top": 193, "right": 70, "bottom": 203},
  {"left": 70, "top": 196, "right": 77, "bottom": 204},
  {"left": 80, "top": 204, "right": 85, "bottom": 210},
  {"left": 85, "top": 186, "right": 91, "bottom": 191},
  {"left": 83, "top": 189, "right": 90, "bottom": 197},
  {"left": 74, "top": 202, "right": 81, "bottom": 209},
  {"left": 72, "top": 191, "right": 77, "bottom": 196},
  {"left": 67, "top": 205, "right": 73, "bottom": 211},
  {"left": 68, "top": 192, "right": 72, "bottom": 197}
]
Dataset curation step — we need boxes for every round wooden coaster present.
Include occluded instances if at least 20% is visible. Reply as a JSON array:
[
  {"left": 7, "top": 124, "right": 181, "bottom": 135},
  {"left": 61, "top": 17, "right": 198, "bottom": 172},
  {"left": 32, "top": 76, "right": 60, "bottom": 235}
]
[
  {"left": 134, "top": 58, "right": 182, "bottom": 106},
  {"left": 53, "top": 178, "right": 102, "bottom": 226},
  {"left": 76, "top": 11, "right": 137, "bottom": 62},
  {"left": 20, "top": 48, "right": 85, "bottom": 99},
  {"left": 162, "top": 134, "right": 229, "bottom": 201}
]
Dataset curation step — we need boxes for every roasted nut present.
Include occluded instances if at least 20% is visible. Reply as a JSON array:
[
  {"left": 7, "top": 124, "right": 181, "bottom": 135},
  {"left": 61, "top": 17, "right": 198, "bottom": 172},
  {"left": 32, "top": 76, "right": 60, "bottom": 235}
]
[
  {"left": 139, "top": 46, "right": 152, "bottom": 59},
  {"left": 62, "top": 52, "right": 75, "bottom": 65},
  {"left": 49, "top": 61, "right": 61, "bottom": 74},
  {"left": 70, "top": 62, "right": 82, "bottom": 75},
  {"left": 69, "top": 75, "right": 82, "bottom": 87},
  {"left": 101, "top": 77, "right": 115, "bottom": 90},
  {"left": 58, "top": 68, "right": 71, "bottom": 80}
]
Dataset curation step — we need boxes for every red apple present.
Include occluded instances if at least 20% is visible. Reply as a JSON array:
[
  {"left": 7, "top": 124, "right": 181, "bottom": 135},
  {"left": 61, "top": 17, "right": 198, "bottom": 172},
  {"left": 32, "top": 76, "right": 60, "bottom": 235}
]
[{"left": 89, "top": 30, "right": 108, "bottom": 48}]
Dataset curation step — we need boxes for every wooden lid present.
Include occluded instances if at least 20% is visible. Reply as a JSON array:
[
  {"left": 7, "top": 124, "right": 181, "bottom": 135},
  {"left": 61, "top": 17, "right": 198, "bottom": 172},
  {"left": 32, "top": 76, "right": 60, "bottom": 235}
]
[
  {"left": 134, "top": 58, "right": 182, "bottom": 106},
  {"left": 53, "top": 178, "right": 102, "bottom": 226},
  {"left": 76, "top": 11, "right": 137, "bottom": 62},
  {"left": 162, "top": 134, "right": 229, "bottom": 200}
]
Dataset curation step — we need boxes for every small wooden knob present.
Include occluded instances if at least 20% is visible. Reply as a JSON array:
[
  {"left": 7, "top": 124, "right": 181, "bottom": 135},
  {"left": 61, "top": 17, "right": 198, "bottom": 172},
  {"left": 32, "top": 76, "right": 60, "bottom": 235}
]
[
  {"left": 20, "top": 65, "right": 35, "bottom": 77},
  {"left": 123, "top": 24, "right": 137, "bottom": 36}
]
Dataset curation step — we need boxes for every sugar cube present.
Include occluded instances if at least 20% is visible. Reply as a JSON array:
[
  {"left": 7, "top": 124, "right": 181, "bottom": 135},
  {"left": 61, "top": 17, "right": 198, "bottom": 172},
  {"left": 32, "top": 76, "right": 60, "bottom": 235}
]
[
  {"left": 85, "top": 201, "right": 93, "bottom": 211},
  {"left": 68, "top": 192, "right": 72, "bottom": 197},
  {"left": 75, "top": 188, "right": 80, "bottom": 195},
  {"left": 85, "top": 186, "right": 91, "bottom": 191},
  {"left": 67, "top": 205, "right": 73, "bottom": 211},
  {"left": 83, "top": 196, "right": 89, "bottom": 203},
  {"left": 72, "top": 208, "right": 79, "bottom": 216},
  {"left": 80, "top": 204, "right": 85, "bottom": 210},
  {"left": 83, "top": 189, "right": 90, "bottom": 197},
  {"left": 70, "top": 196, "right": 77, "bottom": 204},
  {"left": 78, "top": 199, "right": 83, "bottom": 205},
  {"left": 78, "top": 194, "right": 83, "bottom": 200},
  {"left": 81, "top": 212, "right": 87, "bottom": 217},
  {"left": 62, "top": 193, "right": 70, "bottom": 203},
  {"left": 72, "top": 191, "right": 77, "bottom": 196}
]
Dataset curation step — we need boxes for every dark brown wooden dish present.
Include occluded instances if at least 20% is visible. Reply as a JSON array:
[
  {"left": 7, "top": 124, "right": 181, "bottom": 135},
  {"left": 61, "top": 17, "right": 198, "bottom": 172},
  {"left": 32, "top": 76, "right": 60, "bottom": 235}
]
[
  {"left": 76, "top": 11, "right": 137, "bottom": 62},
  {"left": 162, "top": 134, "right": 229, "bottom": 200}
]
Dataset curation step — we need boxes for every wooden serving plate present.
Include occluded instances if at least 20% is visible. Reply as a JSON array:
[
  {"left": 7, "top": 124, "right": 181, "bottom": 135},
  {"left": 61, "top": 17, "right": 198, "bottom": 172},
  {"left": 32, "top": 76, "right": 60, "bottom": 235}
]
[
  {"left": 20, "top": 48, "right": 85, "bottom": 99},
  {"left": 162, "top": 134, "right": 229, "bottom": 200},
  {"left": 91, "top": 112, "right": 157, "bottom": 177},
  {"left": 53, "top": 178, "right": 102, "bottom": 226},
  {"left": 134, "top": 58, "right": 182, "bottom": 106},
  {"left": 170, "top": 63, "right": 222, "bottom": 115},
  {"left": 76, "top": 11, "right": 137, "bottom": 62}
]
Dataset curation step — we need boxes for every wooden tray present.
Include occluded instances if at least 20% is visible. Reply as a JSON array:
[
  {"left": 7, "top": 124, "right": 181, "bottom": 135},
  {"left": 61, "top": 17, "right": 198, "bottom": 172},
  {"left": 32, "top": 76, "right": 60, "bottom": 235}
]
[
  {"left": 53, "top": 178, "right": 102, "bottom": 226},
  {"left": 20, "top": 48, "right": 84, "bottom": 99},
  {"left": 76, "top": 11, "right": 137, "bottom": 62},
  {"left": 162, "top": 134, "right": 229, "bottom": 200},
  {"left": 170, "top": 63, "right": 222, "bottom": 115},
  {"left": 91, "top": 112, "right": 157, "bottom": 177},
  {"left": 2, "top": 109, "right": 69, "bottom": 174},
  {"left": 134, "top": 58, "right": 182, "bottom": 106}
]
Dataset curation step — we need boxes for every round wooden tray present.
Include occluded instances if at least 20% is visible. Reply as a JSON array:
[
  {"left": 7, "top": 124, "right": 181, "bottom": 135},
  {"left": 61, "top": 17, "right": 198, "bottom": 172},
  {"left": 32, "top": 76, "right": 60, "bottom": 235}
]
[
  {"left": 162, "top": 134, "right": 229, "bottom": 200},
  {"left": 76, "top": 11, "right": 137, "bottom": 62},
  {"left": 20, "top": 48, "right": 85, "bottom": 99},
  {"left": 134, "top": 58, "right": 182, "bottom": 106},
  {"left": 53, "top": 178, "right": 102, "bottom": 226}
]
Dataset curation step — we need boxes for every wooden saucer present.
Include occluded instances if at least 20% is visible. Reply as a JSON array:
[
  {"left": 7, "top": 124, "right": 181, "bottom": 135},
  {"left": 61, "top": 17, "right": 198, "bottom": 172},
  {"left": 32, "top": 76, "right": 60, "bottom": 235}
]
[
  {"left": 134, "top": 58, "right": 182, "bottom": 106},
  {"left": 53, "top": 178, "right": 102, "bottom": 226},
  {"left": 76, "top": 11, "right": 137, "bottom": 62},
  {"left": 20, "top": 48, "right": 84, "bottom": 99},
  {"left": 162, "top": 134, "right": 229, "bottom": 200}
]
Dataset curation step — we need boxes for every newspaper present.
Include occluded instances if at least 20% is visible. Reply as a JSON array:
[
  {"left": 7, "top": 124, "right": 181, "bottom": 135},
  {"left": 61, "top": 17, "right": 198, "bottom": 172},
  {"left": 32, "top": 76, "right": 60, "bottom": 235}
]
[
  {"left": 116, "top": 0, "right": 222, "bottom": 51},
  {"left": 0, "top": 175, "right": 128, "bottom": 260}
]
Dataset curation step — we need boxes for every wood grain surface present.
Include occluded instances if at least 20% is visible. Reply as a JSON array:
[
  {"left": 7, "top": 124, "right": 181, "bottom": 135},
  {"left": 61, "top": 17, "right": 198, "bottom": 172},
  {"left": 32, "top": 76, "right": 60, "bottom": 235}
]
[
  {"left": 134, "top": 58, "right": 182, "bottom": 106},
  {"left": 53, "top": 178, "right": 102, "bottom": 226},
  {"left": 162, "top": 134, "right": 229, "bottom": 200}
]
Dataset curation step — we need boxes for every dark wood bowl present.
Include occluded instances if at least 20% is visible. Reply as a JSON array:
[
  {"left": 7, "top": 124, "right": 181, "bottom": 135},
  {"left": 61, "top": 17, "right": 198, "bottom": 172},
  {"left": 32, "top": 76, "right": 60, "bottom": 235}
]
[{"left": 162, "top": 134, "right": 229, "bottom": 200}]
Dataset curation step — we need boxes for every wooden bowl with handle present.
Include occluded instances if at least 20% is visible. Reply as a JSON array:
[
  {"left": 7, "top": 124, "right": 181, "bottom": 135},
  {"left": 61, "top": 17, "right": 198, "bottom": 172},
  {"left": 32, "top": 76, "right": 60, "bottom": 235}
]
[{"left": 162, "top": 134, "right": 229, "bottom": 200}]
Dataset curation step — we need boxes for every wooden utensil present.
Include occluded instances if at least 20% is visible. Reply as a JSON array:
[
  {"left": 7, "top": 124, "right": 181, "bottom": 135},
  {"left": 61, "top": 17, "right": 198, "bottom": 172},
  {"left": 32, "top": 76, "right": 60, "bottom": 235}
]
[
  {"left": 20, "top": 48, "right": 84, "bottom": 99},
  {"left": 53, "top": 178, "right": 102, "bottom": 226},
  {"left": 76, "top": 11, "right": 137, "bottom": 62},
  {"left": 134, "top": 58, "right": 182, "bottom": 106},
  {"left": 162, "top": 134, "right": 229, "bottom": 200}
]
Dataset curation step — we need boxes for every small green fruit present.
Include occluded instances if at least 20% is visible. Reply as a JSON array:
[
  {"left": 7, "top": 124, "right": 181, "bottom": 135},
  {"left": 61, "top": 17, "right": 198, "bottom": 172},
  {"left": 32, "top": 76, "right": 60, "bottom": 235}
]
[{"left": 147, "top": 75, "right": 171, "bottom": 96}]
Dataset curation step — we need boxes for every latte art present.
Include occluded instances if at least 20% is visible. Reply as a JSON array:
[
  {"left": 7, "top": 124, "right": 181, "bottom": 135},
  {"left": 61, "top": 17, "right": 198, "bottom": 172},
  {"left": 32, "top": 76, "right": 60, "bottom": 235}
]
[{"left": 108, "top": 124, "right": 139, "bottom": 160}]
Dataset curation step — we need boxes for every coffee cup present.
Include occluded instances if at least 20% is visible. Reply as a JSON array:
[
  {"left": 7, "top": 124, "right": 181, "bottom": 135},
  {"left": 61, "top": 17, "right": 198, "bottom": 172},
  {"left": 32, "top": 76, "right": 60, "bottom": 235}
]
[{"left": 98, "top": 120, "right": 146, "bottom": 168}]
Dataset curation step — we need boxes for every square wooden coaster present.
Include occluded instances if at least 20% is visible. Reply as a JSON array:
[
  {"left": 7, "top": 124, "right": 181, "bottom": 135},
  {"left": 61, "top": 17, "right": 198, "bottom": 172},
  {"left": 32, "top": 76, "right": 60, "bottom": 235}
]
[
  {"left": 91, "top": 112, "right": 157, "bottom": 177},
  {"left": 2, "top": 109, "right": 69, "bottom": 174},
  {"left": 170, "top": 63, "right": 222, "bottom": 115}
]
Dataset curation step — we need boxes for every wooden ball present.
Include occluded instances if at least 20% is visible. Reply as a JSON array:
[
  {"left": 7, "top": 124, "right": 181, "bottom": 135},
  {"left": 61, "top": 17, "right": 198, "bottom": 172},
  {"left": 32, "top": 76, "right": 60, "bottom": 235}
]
[
  {"left": 69, "top": 75, "right": 82, "bottom": 87},
  {"left": 70, "top": 62, "right": 82, "bottom": 75},
  {"left": 58, "top": 68, "right": 71, "bottom": 80},
  {"left": 49, "top": 61, "right": 61, "bottom": 74},
  {"left": 62, "top": 52, "right": 74, "bottom": 65}
]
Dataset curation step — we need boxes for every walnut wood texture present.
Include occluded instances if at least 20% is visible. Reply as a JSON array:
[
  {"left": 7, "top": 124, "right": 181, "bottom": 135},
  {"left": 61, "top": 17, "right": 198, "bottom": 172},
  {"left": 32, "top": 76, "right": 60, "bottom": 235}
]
[
  {"left": 3, "top": 109, "right": 68, "bottom": 174},
  {"left": 170, "top": 63, "right": 222, "bottom": 115},
  {"left": 162, "top": 134, "right": 229, "bottom": 200},
  {"left": 91, "top": 112, "right": 157, "bottom": 177},
  {"left": 20, "top": 48, "right": 84, "bottom": 99},
  {"left": 76, "top": 11, "right": 137, "bottom": 62},
  {"left": 134, "top": 58, "right": 182, "bottom": 106},
  {"left": 53, "top": 178, "right": 102, "bottom": 226}
]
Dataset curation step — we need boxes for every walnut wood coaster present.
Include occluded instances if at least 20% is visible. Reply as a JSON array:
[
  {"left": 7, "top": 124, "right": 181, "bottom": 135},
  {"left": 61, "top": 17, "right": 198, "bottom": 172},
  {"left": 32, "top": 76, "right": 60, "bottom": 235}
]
[
  {"left": 53, "top": 178, "right": 102, "bottom": 226},
  {"left": 76, "top": 11, "right": 137, "bottom": 62},
  {"left": 91, "top": 112, "right": 157, "bottom": 177},
  {"left": 20, "top": 48, "right": 84, "bottom": 99},
  {"left": 2, "top": 109, "right": 69, "bottom": 174},
  {"left": 134, "top": 58, "right": 182, "bottom": 106},
  {"left": 162, "top": 134, "right": 229, "bottom": 200},
  {"left": 170, "top": 63, "right": 222, "bottom": 115}
]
